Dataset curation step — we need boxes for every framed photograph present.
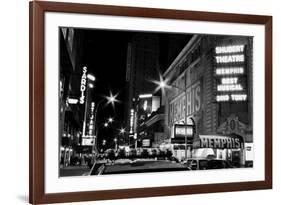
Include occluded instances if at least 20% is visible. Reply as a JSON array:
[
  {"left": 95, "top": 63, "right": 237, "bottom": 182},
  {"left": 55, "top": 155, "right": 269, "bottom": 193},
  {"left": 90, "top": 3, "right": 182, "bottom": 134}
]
[{"left": 29, "top": 1, "right": 272, "bottom": 204}]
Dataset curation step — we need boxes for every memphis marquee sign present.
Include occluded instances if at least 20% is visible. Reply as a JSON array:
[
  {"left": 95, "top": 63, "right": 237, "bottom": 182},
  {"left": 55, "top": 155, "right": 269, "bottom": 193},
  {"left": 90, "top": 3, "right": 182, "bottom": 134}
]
[{"left": 193, "top": 135, "right": 244, "bottom": 149}]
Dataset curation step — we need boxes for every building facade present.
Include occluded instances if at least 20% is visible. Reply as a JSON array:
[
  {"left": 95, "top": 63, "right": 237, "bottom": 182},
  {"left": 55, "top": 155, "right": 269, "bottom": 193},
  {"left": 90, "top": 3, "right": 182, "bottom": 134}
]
[
  {"left": 162, "top": 35, "right": 253, "bottom": 166},
  {"left": 59, "top": 28, "right": 94, "bottom": 166},
  {"left": 136, "top": 95, "right": 164, "bottom": 148}
]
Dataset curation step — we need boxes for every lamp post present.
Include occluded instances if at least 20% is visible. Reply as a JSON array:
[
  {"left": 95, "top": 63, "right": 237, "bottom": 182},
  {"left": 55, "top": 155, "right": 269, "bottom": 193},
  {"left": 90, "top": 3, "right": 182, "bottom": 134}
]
[
  {"left": 120, "top": 128, "right": 125, "bottom": 146},
  {"left": 158, "top": 75, "right": 193, "bottom": 160},
  {"left": 114, "top": 137, "right": 118, "bottom": 151},
  {"left": 92, "top": 92, "right": 119, "bottom": 155},
  {"left": 134, "top": 133, "right": 137, "bottom": 148},
  {"left": 93, "top": 98, "right": 117, "bottom": 142},
  {"left": 101, "top": 117, "right": 126, "bottom": 151}
]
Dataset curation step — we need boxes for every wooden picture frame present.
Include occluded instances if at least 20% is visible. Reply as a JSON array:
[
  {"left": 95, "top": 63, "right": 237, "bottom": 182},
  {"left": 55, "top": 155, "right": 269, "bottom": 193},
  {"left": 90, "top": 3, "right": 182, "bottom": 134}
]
[{"left": 29, "top": 1, "right": 272, "bottom": 204}]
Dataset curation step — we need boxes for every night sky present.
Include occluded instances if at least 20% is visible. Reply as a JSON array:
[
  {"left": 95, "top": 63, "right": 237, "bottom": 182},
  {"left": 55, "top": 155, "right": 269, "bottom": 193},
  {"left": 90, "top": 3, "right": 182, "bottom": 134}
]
[{"left": 83, "top": 29, "right": 131, "bottom": 124}]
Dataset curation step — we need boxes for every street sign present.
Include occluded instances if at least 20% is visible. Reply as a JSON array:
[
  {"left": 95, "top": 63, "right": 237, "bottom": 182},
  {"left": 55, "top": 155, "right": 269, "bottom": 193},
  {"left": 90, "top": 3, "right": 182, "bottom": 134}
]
[
  {"left": 174, "top": 124, "right": 194, "bottom": 139},
  {"left": 82, "top": 137, "right": 94, "bottom": 146}
]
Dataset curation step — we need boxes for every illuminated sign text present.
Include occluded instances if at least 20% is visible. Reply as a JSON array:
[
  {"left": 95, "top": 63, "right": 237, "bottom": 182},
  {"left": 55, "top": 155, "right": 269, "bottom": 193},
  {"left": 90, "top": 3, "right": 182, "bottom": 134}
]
[
  {"left": 214, "top": 44, "right": 247, "bottom": 102},
  {"left": 193, "top": 135, "right": 244, "bottom": 149},
  {"left": 79, "top": 66, "right": 87, "bottom": 104},
  {"left": 216, "top": 54, "right": 244, "bottom": 63},
  {"left": 169, "top": 81, "right": 201, "bottom": 125},
  {"left": 88, "top": 102, "right": 95, "bottom": 136},
  {"left": 216, "top": 67, "right": 244, "bottom": 75},
  {"left": 215, "top": 45, "right": 244, "bottom": 54},
  {"left": 174, "top": 124, "right": 194, "bottom": 138},
  {"left": 129, "top": 109, "right": 134, "bottom": 134}
]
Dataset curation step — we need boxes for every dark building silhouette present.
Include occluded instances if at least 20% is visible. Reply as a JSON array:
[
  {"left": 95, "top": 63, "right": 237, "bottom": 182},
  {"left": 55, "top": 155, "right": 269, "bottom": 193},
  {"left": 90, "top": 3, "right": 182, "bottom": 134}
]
[{"left": 125, "top": 34, "right": 160, "bottom": 144}]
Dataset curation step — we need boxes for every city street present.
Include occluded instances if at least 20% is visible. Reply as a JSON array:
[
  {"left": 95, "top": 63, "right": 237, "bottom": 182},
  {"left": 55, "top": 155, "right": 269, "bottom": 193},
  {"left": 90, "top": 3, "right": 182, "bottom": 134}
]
[
  {"left": 59, "top": 28, "right": 253, "bottom": 176},
  {"left": 60, "top": 165, "right": 91, "bottom": 177}
]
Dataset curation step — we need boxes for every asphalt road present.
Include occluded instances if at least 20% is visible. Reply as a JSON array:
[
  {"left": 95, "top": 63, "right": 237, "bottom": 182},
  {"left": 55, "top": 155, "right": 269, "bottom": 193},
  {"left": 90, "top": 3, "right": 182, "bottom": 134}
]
[{"left": 60, "top": 165, "right": 91, "bottom": 177}]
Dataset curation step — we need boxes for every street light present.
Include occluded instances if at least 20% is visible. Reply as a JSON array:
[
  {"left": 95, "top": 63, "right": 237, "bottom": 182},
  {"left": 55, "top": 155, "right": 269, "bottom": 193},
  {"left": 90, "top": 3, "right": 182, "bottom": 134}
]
[
  {"left": 87, "top": 74, "right": 96, "bottom": 82},
  {"left": 88, "top": 83, "right": 94, "bottom": 88},
  {"left": 159, "top": 81, "right": 167, "bottom": 89},
  {"left": 153, "top": 74, "right": 194, "bottom": 160},
  {"left": 108, "top": 117, "right": 113, "bottom": 123},
  {"left": 151, "top": 74, "right": 170, "bottom": 95},
  {"left": 120, "top": 128, "right": 125, "bottom": 134},
  {"left": 93, "top": 91, "right": 120, "bottom": 154},
  {"left": 157, "top": 76, "right": 182, "bottom": 91},
  {"left": 94, "top": 92, "right": 119, "bottom": 133},
  {"left": 102, "top": 139, "right": 106, "bottom": 145},
  {"left": 114, "top": 137, "right": 118, "bottom": 151},
  {"left": 119, "top": 128, "right": 126, "bottom": 149},
  {"left": 105, "top": 91, "right": 120, "bottom": 109},
  {"left": 104, "top": 122, "right": 109, "bottom": 127}
]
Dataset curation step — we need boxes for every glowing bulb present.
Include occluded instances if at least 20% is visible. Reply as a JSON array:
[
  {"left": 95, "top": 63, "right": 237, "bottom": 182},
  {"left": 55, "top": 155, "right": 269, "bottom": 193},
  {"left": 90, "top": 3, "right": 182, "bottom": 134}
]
[{"left": 87, "top": 74, "right": 96, "bottom": 81}]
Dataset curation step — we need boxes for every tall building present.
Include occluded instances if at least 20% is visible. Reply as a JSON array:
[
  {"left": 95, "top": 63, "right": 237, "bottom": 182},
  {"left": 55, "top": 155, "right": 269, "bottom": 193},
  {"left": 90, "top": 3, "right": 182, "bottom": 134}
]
[
  {"left": 125, "top": 34, "right": 160, "bottom": 145},
  {"left": 59, "top": 28, "right": 94, "bottom": 166}
]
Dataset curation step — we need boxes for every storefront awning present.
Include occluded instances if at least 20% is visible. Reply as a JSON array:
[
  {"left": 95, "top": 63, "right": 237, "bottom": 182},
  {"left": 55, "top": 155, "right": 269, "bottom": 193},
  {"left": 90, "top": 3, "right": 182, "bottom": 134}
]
[{"left": 193, "top": 135, "right": 244, "bottom": 149}]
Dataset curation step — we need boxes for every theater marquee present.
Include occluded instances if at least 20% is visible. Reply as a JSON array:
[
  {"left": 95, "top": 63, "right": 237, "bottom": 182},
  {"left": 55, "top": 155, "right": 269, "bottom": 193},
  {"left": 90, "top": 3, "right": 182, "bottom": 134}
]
[
  {"left": 193, "top": 135, "right": 244, "bottom": 149},
  {"left": 214, "top": 45, "right": 248, "bottom": 102}
]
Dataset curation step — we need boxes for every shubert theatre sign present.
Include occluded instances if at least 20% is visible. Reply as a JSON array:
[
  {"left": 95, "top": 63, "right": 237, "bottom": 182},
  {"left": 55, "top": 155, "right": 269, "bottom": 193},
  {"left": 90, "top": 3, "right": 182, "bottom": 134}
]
[{"left": 214, "top": 44, "right": 248, "bottom": 102}]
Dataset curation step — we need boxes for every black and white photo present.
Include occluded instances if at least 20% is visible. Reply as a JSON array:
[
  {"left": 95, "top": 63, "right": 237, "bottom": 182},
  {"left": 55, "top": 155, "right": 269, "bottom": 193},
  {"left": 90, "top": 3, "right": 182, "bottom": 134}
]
[{"left": 59, "top": 28, "right": 254, "bottom": 176}]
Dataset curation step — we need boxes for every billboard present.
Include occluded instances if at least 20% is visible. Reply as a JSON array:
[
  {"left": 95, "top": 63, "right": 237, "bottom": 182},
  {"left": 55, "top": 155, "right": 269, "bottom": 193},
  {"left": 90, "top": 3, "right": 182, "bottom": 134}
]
[
  {"left": 168, "top": 80, "right": 202, "bottom": 125},
  {"left": 193, "top": 135, "right": 244, "bottom": 149},
  {"left": 214, "top": 44, "right": 248, "bottom": 102}
]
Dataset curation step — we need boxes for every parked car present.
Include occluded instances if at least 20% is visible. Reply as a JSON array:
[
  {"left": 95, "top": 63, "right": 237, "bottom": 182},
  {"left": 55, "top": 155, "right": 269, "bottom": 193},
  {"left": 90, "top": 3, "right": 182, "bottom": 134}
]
[
  {"left": 245, "top": 160, "right": 253, "bottom": 168},
  {"left": 184, "top": 158, "right": 235, "bottom": 170},
  {"left": 90, "top": 159, "right": 190, "bottom": 175}
]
